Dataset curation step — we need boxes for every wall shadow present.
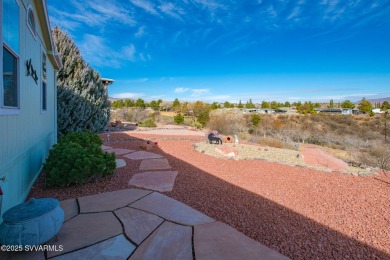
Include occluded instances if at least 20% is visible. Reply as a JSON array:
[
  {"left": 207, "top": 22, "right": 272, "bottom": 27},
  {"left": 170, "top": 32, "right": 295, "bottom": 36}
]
[{"left": 32, "top": 131, "right": 389, "bottom": 259}]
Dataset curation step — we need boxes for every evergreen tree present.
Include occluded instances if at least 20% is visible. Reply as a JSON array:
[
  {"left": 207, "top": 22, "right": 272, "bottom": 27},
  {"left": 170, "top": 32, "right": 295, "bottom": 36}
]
[
  {"left": 245, "top": 99, "right": 256, "bottom": 108},
  {"left": 224, "top": 101, "right": 231, "bottom": 108},
  {"left": 329, "top": 99, "right": 334, "bottom": 108},
  {"left": 297, "top": 101, "right": 316, "bottom": 114},
  {"left": 211, "top": 102, "right": 220, "bottom": 109},
  {"left": 124, "top": 99, "right": 134, "bottom": 107},
  {"left": 358, "top": 98, "right": 373, "bottom": 114},
  {"left": 135, "top": 98, "right": 146, "bottom": 108},
  {"left": 284, "top": 101, "right": 291, "bottom": 107},
  {"left": 53, "top": 27, "right": 110, "bottom": 137},
  {"left": 173, "top": 98, "right": 181, "bottom": 111},
  {"left": 381, "top": 101, "right": 390, "bottom": 110},
  {"left": 149, "top": 100, "right": 159, "bottom": 110},
  {"left": 341, "top": 100, "right": 355, "bottom": 109},
  {"left": 313, "top": 102, "right": 321, "bottom": 108},
  {"left": 261, "top": 101, "right": 270, "bottom": 108},
  {"left": 237, "top": 100, "right": 244, "bottom": 108},
  {"left": 270, "top": 101, "right": 279, "bottom": 109}
]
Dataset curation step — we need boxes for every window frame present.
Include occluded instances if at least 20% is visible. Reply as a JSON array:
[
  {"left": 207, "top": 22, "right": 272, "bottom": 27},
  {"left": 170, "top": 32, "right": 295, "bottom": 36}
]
[
  {"left": 1, "top": 0, "right": 21, "bottom": 115},
  {"left": 26, "top": 4, "right": 36, "bottom": 38}
]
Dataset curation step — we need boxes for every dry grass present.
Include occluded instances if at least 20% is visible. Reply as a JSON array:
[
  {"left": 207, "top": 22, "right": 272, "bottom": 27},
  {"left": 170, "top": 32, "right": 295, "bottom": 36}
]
[
  {"left": 206, "top": 111, "right": 390, "bottom": 169},
  {"left": 160, "top": 111, "right": 177, "bottom": 117}
]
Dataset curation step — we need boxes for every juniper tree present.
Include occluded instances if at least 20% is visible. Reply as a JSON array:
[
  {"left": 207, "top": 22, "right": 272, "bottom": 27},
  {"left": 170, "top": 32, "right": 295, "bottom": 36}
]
[{"left": 52, "top": 27, "right": 110, "bottom": 137}]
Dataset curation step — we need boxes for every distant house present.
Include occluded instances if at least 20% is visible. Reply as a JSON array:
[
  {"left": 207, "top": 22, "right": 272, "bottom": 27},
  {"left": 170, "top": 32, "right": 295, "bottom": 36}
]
[
  {"left": 318, "top": 108, "right": 360, "bottom": 115},
  {"left": 0, "top": 0, "right": 62, "bottom": 222},
  {"left": 372, "top": 108, "right": 384, "bottom": 114},
  {"left": 274, "top": 107, "right": 298, "bottom": 114},
  {"left": 242, "top": 108, "right": 275, "bottom": 114}
]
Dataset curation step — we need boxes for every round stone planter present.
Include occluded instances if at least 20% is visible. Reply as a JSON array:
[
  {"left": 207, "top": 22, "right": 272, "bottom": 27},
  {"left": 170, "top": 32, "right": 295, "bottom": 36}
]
[{"left": 0, "top": 198, "right": 64, "bottom": 246}]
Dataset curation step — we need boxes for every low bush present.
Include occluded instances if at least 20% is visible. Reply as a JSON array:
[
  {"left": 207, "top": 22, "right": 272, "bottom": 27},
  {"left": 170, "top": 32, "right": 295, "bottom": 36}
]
[
  {"left": 358, "top": 145, "right": 390, "bottom": 171},
  {"left": 43, "top": 131, "right": 116, "bottom": 187},
  {"left": 207, "top": 109, "right": 246, "bottom": 134},
  {"left": 138, "top": 117, "right": 156, "bottom": 127},
  {"left": 157, "top": 115, "right": 174, "bottom": 125},
  {"left": 174, "top": 113, "right": 185, "bottom": 124},
  {"left": 111, "top": 108, "right": 150, "bottom": 123},
  {"left": 191, "top": 121, "right": 203, "bottom": 129},
  {"left": 251, "top": 114, "right": 261, "bottom": 127},
  {"left": 59, "top": 131, "right": 102, "bottom": 147},
  {"left": 197, "top": 111, "right": 210, "bottom": 126}
]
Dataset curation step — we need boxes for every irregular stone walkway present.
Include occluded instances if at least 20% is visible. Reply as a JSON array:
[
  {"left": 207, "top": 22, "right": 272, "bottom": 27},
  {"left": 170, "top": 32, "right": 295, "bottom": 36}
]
[
  {"left": 1, "top": 189, "right": 288, "bottom": 259},
  {"left": 102, "top": 144, "right": 179, "bottom": 192}
]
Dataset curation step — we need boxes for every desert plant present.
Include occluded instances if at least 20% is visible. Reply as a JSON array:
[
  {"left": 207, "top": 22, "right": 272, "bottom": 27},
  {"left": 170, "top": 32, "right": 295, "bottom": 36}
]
[
  {"left": 44, "top": 132, "right": 115, "bottom": 187},
  {"left": 197, "top": 110, "right": 210, "bottom": 126},
  {"left": 174, "top": 113, "right": 185, "bottom": 124},
  {"left": 191, "top": 121, "right": 203, "bottom": 129},
  {"left": 138, "top": 117, "right": 156, "bottom": 127},
  {"left": 124, "top": 108, "right": 150, "bottom": 122},
  {"left": 207, "top": 109, "right": 246, "bottom": 134},
  {"left": 359, "top": 145, "right": 390, "bottom": 172},
  {"left": 251, "top": 114, "right": 261, "bottom": 127}
]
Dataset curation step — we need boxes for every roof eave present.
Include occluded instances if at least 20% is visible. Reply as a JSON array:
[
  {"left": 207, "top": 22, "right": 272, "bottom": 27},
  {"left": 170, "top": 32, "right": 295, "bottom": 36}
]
[{"left": 34, "top": 0, "right": 62, "bottom": 70}]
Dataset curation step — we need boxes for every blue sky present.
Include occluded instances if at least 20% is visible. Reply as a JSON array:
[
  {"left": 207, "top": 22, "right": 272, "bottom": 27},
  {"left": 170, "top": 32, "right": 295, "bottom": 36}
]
[{"left": 47, "top": 0, "right": 390, "bottom": 103}]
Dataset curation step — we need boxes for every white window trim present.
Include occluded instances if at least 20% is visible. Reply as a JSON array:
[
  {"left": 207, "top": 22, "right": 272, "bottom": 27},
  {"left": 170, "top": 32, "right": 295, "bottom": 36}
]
[
  {"left": 26, "top": 3, "right": 36, "bottom": 39},
  {"left": 1, "top": 0, "right": 21, "bottom": 115}
]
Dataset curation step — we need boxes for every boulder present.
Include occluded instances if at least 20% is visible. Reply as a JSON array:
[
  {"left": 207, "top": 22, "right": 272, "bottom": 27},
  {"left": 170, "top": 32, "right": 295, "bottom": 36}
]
[
  {"left": 140, "top": 141, "right": 158, "bottom": 150},
  {"left": 215, "top": 145, "right": 238, "bottom": 157}
]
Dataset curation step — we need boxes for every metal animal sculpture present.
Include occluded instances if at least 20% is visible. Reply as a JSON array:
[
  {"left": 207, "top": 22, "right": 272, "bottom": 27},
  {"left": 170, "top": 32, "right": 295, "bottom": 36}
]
[{"left": 208, "top": 133, "right": 223, "bottom": 144}]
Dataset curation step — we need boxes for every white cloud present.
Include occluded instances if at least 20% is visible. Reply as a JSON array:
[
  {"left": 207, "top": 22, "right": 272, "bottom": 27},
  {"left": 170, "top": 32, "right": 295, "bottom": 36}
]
[
  {"left": 79, "top": 34, "right": 121, "bottom": 68},
  {"left": 287, "top": 7, "right": 300, "bottom": 20},
  {"left": 49, "top": 0, "right": 136, "bottom": 31},
  {"left": 159, "top": 2, "right": 185, "bottom": 20},
  {"left": 191, "top": 88, "right": 209, "bottom": 94},
  {"left": 111, "top": 92, "right": 144, "bottom": 99},
  {"left": 135, "top": 26, "right": 146, "bottom": 38},
  {"left": 79, "top": 34, "right": 149, "bottom": 68},
  {"left": 122, "top": 44, "right": 136, "bottom": 62},
  {"left": 267, "top": 6, "right": 277, "bottom": 18},
  {"left": 193, "top": 0, "right": 224, "bottom": 10},
  {"left": 87, "top": 0, "right": 136, "bottom": 25},
  {"left": 191, "top": 88, "right": 210, "bottom": 97},
  {"left": 174, "top": 87, "right": 190, "bottom": 93},
  {"left": 130, "top": 0, "right": 158, "bottom": 15}
]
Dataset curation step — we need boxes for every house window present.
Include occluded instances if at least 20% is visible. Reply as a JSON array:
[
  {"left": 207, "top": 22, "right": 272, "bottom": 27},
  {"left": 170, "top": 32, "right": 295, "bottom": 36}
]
[
  {"left": 27, "top": 4, "right": 36, "bottom": 37},
  {"left": 42, "top": 52, "right": 47, "bottom": 111},
  {"left": 2, "top": 0, "right": 20, "bottom": 110},
  {"left": 3, "top": 47, "right": 18, "bottom": 107}
]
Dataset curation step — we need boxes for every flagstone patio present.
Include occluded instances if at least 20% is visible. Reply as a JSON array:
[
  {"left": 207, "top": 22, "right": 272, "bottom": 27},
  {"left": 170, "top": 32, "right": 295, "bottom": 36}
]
[{"left": 0, "top": 189, "right": 289, "bottom": 259}]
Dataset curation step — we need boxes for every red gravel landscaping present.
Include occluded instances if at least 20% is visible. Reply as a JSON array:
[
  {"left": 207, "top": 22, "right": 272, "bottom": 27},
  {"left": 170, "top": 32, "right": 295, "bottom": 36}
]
[{"left": 29, "top": 132, "right": 390, "bottom": 259}]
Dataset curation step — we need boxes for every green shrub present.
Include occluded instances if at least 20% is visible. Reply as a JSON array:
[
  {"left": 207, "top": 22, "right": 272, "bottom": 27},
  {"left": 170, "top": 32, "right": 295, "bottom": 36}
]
[
  {"left": 44, "top": 132, "right": 115, "bottom": 187},
  {"left": 59, "top": 131, "right": 102, "bottom": 147},
  {"left": 139, "top": 117, "right": 156, "bottom": 127},
  {"left": 191, "top": 121, "right": 203, "bottom": 129},
  {"left": 251, "top": 114, "right": 261, "bottom": 127},
  {"left": 197, "top": 111, "right": 210, "bottom": 126},
  {"left": 174, "top": 113, "right": 185, "bottom": 124}
]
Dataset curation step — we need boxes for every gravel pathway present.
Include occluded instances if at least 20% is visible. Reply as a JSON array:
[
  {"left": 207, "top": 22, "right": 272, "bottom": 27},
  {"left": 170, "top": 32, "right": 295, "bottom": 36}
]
[{"left": 29, "top": 132, "right": 390, "bottom": 259}]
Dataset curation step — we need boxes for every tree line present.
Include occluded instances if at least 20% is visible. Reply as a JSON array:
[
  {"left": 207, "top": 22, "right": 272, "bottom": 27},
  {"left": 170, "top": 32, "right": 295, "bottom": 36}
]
[{"left": 112, "top": 97, "right": 390, "bottom": 115}]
